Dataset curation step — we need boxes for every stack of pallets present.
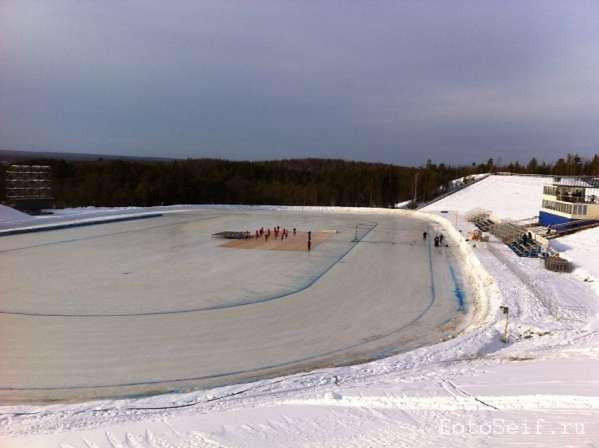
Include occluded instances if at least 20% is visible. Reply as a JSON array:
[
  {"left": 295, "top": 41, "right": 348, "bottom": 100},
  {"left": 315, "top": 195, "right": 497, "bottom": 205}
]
[{"left": 544, "top": 255, "right": 573, "bottom": 273}]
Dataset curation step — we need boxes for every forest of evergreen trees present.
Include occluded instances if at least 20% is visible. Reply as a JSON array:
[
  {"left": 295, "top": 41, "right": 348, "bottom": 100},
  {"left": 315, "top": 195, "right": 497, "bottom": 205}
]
[{"left": 1, "top": 154, "right": 599, "bottom": 209}]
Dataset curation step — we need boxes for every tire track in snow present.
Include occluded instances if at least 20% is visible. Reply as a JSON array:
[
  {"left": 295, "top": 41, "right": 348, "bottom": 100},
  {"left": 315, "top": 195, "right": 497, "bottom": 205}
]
[{"left": 281, "top": 394, "right": 599, "bottom": 411}]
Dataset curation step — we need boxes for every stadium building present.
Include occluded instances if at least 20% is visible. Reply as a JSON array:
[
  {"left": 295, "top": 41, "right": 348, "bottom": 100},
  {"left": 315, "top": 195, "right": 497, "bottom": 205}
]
[{"left": 540, "top": 176, "right": 599, "bottom": 226}]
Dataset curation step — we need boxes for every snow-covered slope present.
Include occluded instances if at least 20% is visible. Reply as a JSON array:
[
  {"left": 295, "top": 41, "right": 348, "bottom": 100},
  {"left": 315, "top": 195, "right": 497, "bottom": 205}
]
[
  {"left": 0, "top": 204, "right": 30, "bottom": 223},
  {"left": 423, "top": 174, "right": 549, "bottom": 220}
]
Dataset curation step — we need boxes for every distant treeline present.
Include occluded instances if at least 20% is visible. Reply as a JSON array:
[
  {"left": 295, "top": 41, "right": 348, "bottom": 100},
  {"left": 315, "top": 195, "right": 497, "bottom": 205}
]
[{"left": 1, "top": 154, "right": 599, "bottom": 208}]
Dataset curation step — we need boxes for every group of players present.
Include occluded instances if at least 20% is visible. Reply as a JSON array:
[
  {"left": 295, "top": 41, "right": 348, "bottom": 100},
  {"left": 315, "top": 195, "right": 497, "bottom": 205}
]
[
  {"left": 253, "top": 226, "right": 314, "bottom": 251},
  {"left": 255, "top": 226, "right": 297, "bottom": 242}
]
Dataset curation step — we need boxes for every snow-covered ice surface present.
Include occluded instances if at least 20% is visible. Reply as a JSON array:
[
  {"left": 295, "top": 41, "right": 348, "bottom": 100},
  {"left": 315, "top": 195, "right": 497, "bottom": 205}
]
[
  {"left": 2, "top": 179, "right": 599, "bottom": 447},
  {"left": 0, "top": 208, "right": 473, "bottom": 404},
  {"left": 2, "top": 211, "right": 368, "bottom": 314}
]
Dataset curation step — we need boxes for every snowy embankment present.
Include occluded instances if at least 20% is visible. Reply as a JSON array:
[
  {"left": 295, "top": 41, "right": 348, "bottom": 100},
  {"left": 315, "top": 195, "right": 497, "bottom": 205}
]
[
  {"left": 2, "top": 178, "right": 599, "bottom": 447},
  {"left": 450, "top": 173, "right": 489, "bottom": 188},
  {"left": 0, "top": 206, "right": 149, "bottom": 234},
  {"left": 0, "top": 204, "right": 30, "bottom": 224},
  {"left": 551, "top": 228, "right": 599, "bottom": 299}
]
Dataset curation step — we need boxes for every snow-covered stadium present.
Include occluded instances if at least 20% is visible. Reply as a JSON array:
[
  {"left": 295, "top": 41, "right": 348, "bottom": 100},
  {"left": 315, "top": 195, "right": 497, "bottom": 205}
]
[{"left": 2, "top": 174, "right": 599, "bottom": 447}]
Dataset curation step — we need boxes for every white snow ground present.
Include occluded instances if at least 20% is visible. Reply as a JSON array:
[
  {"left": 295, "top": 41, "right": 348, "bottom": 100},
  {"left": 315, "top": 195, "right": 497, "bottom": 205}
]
[
  {"left": 2, "top": 174, "right": 599, "bottom": 447},
  {"left": 424, "top": 174, "right": 549, "bottom": 220},
  {"left": 550, "top": 227, "right": 599, "bottom": 300}
]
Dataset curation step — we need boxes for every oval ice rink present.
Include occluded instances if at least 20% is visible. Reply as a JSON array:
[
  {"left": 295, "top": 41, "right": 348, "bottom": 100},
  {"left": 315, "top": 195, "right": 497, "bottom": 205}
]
[{"left": 0, "top": 209, "right": 470, "bottom": 403}]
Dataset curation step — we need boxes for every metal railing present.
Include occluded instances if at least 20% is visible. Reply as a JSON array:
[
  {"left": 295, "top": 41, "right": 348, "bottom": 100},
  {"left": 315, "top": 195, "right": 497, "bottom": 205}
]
[{"left": 552, "top": 176, "right": 599, "bottom": 188}]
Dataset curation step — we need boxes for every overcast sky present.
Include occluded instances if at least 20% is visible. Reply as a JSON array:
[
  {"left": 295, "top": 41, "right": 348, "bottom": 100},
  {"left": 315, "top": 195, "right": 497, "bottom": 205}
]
[{"left": 1, "top": 1, "right": 598, "bottom": 166}]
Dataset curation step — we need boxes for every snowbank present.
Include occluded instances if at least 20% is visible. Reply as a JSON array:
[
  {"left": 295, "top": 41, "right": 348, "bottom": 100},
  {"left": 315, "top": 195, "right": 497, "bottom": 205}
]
[
  {"left": 394, "top": 199, "right": 411, "bottom": 208},
  {"left": 450, "top": 173, "right": 489, "bottom": 188},
  {"left": 48, "top": 206, "right": 142, "bottom": 217},
  {"left": 551, "top": 226, "right": 599, "bottom": 295},
  {"left": 0, "top": 206, "right": 149, "bottom": 234},
  {"left": 416, "top": 210, "right": 499, "bottom": 326},
  {"left": 0, "top": 204, "right": 30, "bottom": 223}
]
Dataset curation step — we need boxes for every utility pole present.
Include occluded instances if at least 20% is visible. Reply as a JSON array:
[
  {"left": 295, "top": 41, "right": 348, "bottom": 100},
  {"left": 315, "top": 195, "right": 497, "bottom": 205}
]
[
  {"left": 500, "top": 306, "right": 509, "bottom": 343},
  {"left": 413, "top": 172, "right": 419, "bottom": 204}
]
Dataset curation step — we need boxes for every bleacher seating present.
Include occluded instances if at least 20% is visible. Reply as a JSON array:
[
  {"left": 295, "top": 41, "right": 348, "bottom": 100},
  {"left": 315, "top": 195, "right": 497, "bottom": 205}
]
[
  {"left": 508, "top": 240, "right": 541, "bottom": 257},
  {"left": 466, "top": 208, "right": 542, "bottom": 258},
  {"left": 488, "top": 221, "right": 542, "bottom": 258}
]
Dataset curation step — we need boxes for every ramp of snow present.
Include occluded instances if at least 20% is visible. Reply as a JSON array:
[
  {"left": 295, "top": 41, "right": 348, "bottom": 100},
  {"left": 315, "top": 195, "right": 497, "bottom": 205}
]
[
  {"left": 423, "top": 174, "right": 549, "bottom": 220},
  {"left": 0, "top": 204, "right": 30, "bottom": 224}
]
